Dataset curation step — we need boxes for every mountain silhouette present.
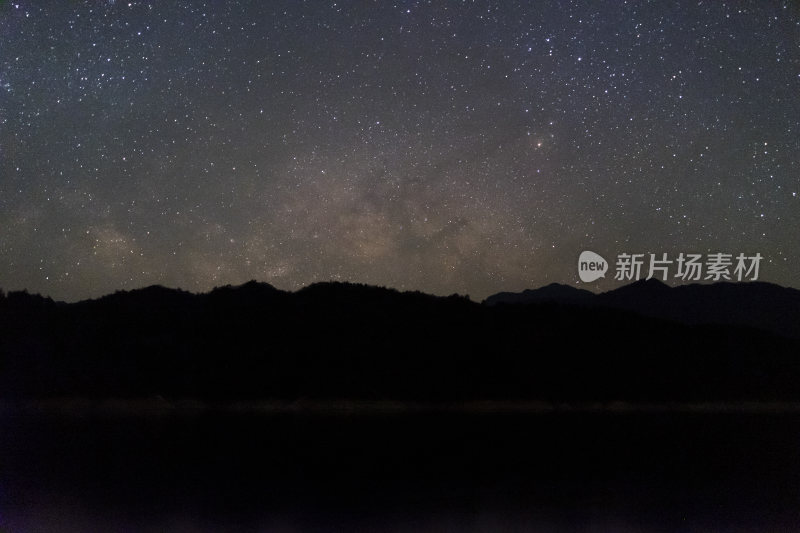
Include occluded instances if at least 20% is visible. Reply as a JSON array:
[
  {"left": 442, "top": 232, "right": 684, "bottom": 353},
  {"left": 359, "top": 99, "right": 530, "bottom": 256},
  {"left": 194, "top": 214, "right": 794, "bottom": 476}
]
[
  {"left": 1, "top": 280, "right": 799, "bottom": 403},
  {"left": 484, "top": 282, "right": 595, "bottom": 306},
  {"left": 485, "top": 279, "right": 800, "bottom": 340}
]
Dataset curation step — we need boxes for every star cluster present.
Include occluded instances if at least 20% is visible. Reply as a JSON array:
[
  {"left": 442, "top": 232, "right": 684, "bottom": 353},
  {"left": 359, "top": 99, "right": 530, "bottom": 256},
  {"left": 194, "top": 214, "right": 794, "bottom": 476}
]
[{"left": 1, "top": 1, "right": 798, "bottom": 301}]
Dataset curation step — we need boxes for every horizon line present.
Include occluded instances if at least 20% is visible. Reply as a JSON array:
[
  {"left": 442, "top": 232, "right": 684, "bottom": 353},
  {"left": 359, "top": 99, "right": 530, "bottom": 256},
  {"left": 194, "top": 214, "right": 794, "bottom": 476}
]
[{"left": 1, "top": 277, "right": 795, "bottom": 306}]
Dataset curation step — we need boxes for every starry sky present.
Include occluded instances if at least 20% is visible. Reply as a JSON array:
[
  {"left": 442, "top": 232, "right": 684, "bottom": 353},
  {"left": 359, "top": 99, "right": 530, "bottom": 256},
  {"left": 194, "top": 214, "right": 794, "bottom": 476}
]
[{"left": 1, "top": 1, "right": 798, "bottom": 302}]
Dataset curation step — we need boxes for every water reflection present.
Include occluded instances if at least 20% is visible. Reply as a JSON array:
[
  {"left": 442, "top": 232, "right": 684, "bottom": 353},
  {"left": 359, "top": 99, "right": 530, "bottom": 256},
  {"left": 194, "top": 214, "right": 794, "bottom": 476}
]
[{"left": 3, "top": 407, "right": 800, "bottom": 531}]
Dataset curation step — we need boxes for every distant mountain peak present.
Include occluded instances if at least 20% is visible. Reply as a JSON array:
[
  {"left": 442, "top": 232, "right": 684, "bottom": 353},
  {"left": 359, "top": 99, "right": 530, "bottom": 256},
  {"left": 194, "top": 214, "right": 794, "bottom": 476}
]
[
  {"left": 602, "top": 277, "right": 670, "bottom": 296},
  {"left": 484, "top": 279, "right": 800, "bottom": 339},
  {"left": 483, "top": 283, "right": 594, "bottom": 306}
]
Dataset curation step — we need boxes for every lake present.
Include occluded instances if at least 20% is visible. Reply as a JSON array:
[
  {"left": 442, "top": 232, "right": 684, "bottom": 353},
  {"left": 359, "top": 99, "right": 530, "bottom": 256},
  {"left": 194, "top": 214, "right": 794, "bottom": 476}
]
[{"left": 3, "top": 404, "right": 800, "bottom": 531}]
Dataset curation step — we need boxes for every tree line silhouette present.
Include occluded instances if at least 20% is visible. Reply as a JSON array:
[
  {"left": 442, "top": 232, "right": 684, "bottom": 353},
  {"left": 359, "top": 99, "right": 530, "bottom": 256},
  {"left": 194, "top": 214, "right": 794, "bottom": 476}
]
[{"left": 1, "top": 280, "right": 799, "bottom": 402}]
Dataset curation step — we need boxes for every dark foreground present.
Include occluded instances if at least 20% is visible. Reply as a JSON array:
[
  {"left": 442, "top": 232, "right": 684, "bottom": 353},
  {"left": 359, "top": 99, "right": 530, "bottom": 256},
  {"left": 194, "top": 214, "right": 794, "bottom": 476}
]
[
  {"left": 4, "top": 281, "right": 800, "bottom": 404},
  {"left": 3, "top": 408, "right": 800, "bottom": 532}
]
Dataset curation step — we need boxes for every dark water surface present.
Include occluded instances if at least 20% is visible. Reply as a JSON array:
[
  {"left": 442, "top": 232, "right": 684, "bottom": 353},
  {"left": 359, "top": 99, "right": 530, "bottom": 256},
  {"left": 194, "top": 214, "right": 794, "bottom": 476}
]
[{"left": 3, "top": 407, "right": 800, "bottom": 532}]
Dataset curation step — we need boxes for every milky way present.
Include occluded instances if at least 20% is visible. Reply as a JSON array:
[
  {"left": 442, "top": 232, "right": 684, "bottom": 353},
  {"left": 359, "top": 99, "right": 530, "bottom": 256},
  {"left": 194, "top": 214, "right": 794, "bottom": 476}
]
[{"left": 1, "top": 1, "right": 798, "bottom": 301}]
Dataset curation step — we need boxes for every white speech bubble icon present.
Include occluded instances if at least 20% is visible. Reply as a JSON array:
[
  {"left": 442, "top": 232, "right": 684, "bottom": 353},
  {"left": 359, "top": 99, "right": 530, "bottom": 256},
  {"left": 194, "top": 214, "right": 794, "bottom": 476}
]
[{"left": 578, "top": 250, "right": 608, "bottom": 282}]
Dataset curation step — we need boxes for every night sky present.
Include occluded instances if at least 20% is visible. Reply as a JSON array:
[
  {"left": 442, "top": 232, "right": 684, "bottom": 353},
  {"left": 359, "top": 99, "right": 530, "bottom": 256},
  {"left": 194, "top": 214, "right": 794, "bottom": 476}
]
[{"left": 1, "top": 1, "right": 798, "bottom": 302}]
